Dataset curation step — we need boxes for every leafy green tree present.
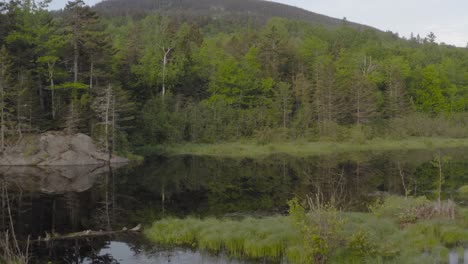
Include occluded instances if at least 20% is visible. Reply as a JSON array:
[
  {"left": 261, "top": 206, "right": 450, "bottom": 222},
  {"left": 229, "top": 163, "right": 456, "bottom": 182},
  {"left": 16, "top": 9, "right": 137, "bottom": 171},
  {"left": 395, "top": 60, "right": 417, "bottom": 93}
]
[
  {"left": 139, "top": 95, "right": 184, "bottom": 144},
  {"left": 208, "top": 47, "right": 273, "bottom": 108},
  {"left": 414, "top": 65, "right": 448, "bottom": 114},
  {"left": 132, "top": 16, "right": 178, "bottom": 97}
]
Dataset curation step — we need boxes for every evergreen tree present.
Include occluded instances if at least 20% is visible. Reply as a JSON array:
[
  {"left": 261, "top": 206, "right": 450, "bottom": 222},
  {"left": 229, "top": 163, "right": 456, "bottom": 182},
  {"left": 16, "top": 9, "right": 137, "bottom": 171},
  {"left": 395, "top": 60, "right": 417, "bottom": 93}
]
[{"left": 0, "top": 46, "right": 14, "bottom": 152}]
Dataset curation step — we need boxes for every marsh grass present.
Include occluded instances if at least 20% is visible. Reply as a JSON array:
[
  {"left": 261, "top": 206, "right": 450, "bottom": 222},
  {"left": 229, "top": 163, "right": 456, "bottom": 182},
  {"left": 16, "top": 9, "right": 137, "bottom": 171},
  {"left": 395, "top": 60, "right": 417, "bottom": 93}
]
[
  {"left": 145, "top": 216, "right": 298, "bottom": 262},
  {"left": 139, "top": 137, "right": 468, "bottom": 158},
  {"left": 145, "top": 196, "right": 468, "bottom": 263},
  {"left": 0, "top": 231, "right": 29, "bottom": 264}
]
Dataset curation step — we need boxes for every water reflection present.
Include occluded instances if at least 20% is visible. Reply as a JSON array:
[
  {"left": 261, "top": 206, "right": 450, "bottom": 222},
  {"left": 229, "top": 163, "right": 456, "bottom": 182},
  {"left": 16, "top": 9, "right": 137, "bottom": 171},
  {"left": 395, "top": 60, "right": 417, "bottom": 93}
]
[
  {"left": 122, "top": 148, "right": 468, "bottom": 216},
  {"left": 83, "top": 241, "right": 246, "bottom": 264},
  {"left": 0, "top": 165, "right": 114, "bottom": 194},
  {"left": 0, "top": 148, "right": 466, "bottom": 263}
]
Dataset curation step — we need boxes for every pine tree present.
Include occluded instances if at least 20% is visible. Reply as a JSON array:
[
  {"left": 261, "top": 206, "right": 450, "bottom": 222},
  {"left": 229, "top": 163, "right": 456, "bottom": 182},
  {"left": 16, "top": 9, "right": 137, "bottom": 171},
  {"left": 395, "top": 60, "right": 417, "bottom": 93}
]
[
  {"left": 0, "top": 46, "right": 14, "bottom": 152},
  {"left": 383, "top": 57, "right": 411, "bottom": 118},
  {"left": 349, "top": 56, "right": 379, "bottom": 125},
  {"left": 313, "top": 57, "right": 342, "bottom": 124},
  {"left": 292, "top": 73, "right": 314, "bottom": 129},
  {"left": 273, "top": 82, "right": 293, "bottom": 128},
  {"left": 64, "top": 0, "right": 99, "bottom": 84}
]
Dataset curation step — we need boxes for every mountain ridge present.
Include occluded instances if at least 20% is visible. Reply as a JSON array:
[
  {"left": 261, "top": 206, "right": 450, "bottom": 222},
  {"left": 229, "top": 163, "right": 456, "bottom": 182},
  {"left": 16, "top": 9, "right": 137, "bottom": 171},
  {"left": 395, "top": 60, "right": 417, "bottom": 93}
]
[{"left": 94, "top": 0, "right": 378, "bottom": 31}]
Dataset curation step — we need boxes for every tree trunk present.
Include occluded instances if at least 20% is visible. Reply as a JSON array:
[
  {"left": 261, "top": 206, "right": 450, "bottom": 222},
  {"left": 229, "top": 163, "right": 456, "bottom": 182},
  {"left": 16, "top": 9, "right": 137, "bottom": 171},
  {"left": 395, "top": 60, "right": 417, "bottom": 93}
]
[
  {"left": 0, "top": 79, "right": 4, "bottom": 152},
  {"left": 105, "top": 84, "right": 111, "bottom": 161},
  {"left": 73, "top": 40, "right": 78, "bottom": 83},
  {"left": 89, "top": 60, "right": 93, "bottom": 89},
  {"left": 17, "top": 72, "right": 23, "bottom": 139},
  {"left": 48, "top": 62, "right": 56, "bottom": 120},
  {"left": 356, "top": 85, "right": 361, "bottom": 126},
  {"left": 283, "top": 96, "right": 287, "bottom": 128},
  {"left": 161, "top": 48, "right": 172, "bottom": 97},
  {"left": 437, "top": 153, "right": 443, "bottom": 209},
  {"left": 111, "top": 95, "right": 116, "bottom": 154}
]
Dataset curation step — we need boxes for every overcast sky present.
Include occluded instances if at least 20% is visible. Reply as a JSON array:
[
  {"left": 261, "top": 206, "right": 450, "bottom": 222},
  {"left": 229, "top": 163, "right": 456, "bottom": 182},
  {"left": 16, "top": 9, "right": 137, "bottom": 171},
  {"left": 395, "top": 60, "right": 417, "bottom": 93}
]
[{"left": 49, "top": 0, "right": 467, "bottom": 47}]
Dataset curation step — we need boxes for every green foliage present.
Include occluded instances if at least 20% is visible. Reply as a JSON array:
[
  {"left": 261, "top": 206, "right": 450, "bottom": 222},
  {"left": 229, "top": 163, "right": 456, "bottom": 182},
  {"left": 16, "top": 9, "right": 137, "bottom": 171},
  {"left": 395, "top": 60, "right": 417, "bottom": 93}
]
[
  {"left": 288, "top": 197, "right": 346, "bottom": 263},
  {"left": 458, "top": 185, "right": 468, "bottom": 199},
  {"left": 370, "top": 196, "right": 431, "bottom": 219},
  {"left": 138, "top": 95, "right": 184, "bottom": 144},
  {"left": 414, "top": 65, "right": 450, "bottom": 113},
  {"left": 207, "top": 47, "right": 272, "bottom": 108},
  {"left": 55, "top": 82, "right": 89, "bottom": 90}
]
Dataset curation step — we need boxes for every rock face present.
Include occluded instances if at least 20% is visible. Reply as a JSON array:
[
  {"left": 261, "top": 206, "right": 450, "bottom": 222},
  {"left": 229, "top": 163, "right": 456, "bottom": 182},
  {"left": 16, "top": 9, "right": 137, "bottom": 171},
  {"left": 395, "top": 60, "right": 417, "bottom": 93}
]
[{"left": 0, "top": 132, "right": 129, "bottom": 166}]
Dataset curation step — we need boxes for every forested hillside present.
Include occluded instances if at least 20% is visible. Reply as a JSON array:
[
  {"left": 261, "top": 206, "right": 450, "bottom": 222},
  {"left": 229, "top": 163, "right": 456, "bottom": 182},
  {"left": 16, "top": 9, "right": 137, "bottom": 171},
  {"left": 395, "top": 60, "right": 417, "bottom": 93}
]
[
  {"left": 0, "top": 0, "right": 467, "bottom": 155},
  {"left": 94, "top": 0, "right": 371, "bottom": 30}
]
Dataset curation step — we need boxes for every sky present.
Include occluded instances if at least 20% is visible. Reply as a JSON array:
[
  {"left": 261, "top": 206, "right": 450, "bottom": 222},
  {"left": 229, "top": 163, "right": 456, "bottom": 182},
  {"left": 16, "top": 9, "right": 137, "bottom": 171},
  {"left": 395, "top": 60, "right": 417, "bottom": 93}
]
[
  {"left": 48, "top": 0, "right": 101, "bottom": 10},
  {"left": 268, "top": 0, "right": 468, "bottom": 47},
  {"left": 48, "top": 0, "right": 468, "bottom": 47}
]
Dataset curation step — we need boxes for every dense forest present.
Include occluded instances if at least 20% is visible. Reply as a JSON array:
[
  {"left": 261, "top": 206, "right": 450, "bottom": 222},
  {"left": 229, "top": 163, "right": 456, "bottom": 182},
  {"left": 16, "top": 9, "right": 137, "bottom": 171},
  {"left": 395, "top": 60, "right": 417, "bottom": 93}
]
[{"left": 0, "top": 0, "right": 467, "bottom": 155}]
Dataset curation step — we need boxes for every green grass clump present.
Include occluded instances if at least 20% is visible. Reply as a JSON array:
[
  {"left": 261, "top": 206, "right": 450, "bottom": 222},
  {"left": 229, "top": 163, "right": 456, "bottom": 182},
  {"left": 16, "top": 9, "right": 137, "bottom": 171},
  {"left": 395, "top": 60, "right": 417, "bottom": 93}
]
[
  {"left": 440, "top": 225, "right": 468, "bottom": 247},
  {"left": 145, "top": 216, "right": 298, "bottom": 262},
  {"left": 144, "top": 218, "right": 201, "bottom": 246}
]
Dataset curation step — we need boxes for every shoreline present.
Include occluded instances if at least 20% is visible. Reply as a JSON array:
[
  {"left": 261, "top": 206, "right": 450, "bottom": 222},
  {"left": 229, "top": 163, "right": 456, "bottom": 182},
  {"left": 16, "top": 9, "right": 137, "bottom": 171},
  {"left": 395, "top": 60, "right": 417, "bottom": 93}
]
[{"left": 138, "top": 137, "right": 468, "bottom": 158}]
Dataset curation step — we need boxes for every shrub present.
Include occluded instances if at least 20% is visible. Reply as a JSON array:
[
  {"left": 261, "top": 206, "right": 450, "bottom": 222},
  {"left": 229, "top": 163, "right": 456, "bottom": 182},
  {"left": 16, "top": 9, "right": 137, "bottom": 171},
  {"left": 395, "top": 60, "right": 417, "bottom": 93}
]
[{"left": 288, "top": 198, "right": 346, "bottom": 263}]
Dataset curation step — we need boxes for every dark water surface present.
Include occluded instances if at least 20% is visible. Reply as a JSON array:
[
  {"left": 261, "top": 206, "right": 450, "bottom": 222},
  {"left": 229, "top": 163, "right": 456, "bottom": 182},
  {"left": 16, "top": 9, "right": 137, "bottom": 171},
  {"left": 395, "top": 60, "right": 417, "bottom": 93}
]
[{"left": 1, "top": 148, "right": 467, "bottom": 263}]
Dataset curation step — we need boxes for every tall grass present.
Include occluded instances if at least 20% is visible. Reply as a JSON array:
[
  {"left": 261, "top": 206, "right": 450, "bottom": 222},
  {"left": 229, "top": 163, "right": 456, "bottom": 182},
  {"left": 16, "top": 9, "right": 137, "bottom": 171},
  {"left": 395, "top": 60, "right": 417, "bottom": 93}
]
[
  {"left": 0, "top": 231, "right": 29, "bottom": 264},
  {"left": 145, "top": 216, "right": 299, "bottom": 262},
  {"left": 145, "top": 196, "right": 468, "bottom": 263}
]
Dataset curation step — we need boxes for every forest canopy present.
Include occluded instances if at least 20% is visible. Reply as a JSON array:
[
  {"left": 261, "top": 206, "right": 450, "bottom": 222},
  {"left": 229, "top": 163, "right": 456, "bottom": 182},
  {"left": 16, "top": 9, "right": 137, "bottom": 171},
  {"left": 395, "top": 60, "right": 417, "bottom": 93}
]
[{"left": 0, "top": 0, "right": 467, "bottom": 153}]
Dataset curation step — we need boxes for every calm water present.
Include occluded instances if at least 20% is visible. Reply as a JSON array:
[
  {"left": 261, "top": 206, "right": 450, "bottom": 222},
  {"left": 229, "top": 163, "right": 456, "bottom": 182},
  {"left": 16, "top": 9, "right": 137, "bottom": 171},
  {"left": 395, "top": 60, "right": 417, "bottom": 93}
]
[{"left": 1, "top": 148, "right": 467, "bottom": 263}]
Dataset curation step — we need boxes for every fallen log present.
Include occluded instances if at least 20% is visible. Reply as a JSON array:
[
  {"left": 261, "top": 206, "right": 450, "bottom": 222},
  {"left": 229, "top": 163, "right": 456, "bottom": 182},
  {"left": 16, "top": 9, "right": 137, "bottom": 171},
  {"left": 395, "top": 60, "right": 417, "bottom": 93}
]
[{"left": 32, "top": 224, "right": 142, "bottom": 243}]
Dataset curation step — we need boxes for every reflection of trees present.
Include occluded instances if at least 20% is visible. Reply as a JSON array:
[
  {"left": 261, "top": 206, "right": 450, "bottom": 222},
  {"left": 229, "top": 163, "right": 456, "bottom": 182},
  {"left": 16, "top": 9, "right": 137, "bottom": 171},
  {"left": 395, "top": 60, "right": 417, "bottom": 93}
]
[
  {"left": 92, "top": 167, "right": 117, "bottom": 231},
  {"left": 292, "top": 155, "right": 378, "bottom": 210},
  {"left": 0, "top": 149, "right": 466, "bottom": 261},
  {"left": 116, "top": 149, "right": 468, "bottom": 219},
  {"left": 33, "top": 238, "right": 119, "bottom": 264},
  {"left": 118, "top": 155, "right": 300, "bottom": 216},
  {"left": 0, "top": 166, "right": 118, "bottom": 262}
]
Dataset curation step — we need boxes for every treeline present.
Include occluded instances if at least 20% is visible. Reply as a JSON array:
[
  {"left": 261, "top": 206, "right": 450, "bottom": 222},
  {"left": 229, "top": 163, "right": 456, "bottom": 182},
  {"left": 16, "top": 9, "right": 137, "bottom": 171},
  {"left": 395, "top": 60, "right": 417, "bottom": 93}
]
[{"left": 0, "top": 0, "right": 467, "bottom": 152}]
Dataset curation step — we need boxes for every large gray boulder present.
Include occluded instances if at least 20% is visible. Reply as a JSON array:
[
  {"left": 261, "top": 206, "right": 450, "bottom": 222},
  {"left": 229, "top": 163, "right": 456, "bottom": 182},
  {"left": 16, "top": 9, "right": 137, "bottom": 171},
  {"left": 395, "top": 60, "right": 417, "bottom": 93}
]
[{"left": 0, "top": 132, "right": 129, "bottom": 166}]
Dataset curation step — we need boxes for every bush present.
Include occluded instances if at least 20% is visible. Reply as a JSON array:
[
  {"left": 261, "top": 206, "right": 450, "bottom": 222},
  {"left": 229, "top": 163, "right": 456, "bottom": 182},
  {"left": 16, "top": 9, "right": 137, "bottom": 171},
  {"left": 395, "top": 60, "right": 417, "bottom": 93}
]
[
  {"left": 317, "top": 121, "right": 348, "bottom": 142},
  {"left": 288, "top": 198, "right": 346, "bottom": 263},
  {"left": 370, "top": 196, "right": 458, "bottom": 225},
  {"left": 138, "top": 95, "right": 185, "bottom": 144}
]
